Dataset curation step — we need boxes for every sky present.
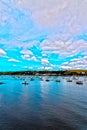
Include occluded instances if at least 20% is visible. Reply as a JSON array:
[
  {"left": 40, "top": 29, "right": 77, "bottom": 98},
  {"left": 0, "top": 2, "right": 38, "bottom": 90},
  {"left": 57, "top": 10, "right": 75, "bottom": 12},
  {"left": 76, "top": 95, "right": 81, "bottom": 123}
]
[{"left": 0, "top": 0, "right": 87, "bottom": 71}]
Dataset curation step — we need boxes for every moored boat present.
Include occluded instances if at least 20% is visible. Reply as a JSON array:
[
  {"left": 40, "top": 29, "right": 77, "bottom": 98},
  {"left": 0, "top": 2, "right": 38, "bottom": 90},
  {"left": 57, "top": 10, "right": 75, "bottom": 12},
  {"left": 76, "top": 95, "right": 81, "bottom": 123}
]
[
  {"left": 55, "top": 80, "right": 60, "bottom": 82},
  {"left": 0, "top": 82, "right": 4, "bottom": 85},
  {"left": 67, "top": 79, "right": 72, "bottom": 82},
  {"left": 76, "top": 81, "right": 83, "bottom": 85},
  {"left": 22, "top": 81, "right": 29, "bottom": 85}
]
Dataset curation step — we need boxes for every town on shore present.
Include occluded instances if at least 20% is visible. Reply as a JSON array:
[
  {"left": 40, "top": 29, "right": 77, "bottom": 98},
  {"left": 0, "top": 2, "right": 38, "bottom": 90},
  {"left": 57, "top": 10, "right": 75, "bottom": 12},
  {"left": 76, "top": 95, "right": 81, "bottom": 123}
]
[{"left": 0, "top": 70, "right": 87, "bottom": 76}]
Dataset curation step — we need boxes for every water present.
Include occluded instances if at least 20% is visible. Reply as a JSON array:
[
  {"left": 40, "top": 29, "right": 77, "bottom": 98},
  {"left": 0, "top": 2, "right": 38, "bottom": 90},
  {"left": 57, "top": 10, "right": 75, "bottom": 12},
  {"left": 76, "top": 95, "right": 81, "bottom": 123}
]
[{"left": 0, "top": 75, "right": 87, "bottom": 130}]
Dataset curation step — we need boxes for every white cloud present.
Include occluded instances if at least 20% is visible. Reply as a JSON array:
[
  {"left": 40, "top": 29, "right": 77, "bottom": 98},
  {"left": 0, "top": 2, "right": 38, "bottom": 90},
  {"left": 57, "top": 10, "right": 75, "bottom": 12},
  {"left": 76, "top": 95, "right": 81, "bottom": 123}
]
[
  {"left": 0, "top": 48, "right": 6, "bottom": 56},
  {"left": 1, "top": 0, "right": 87, "bottom": 48},
  {"left": 39, "top": 66, "right": 52, "bottom": 70},
  {"left": 8, "top": 58, "right": 20, "bottom": 62},
  {"left": 21, "top": 53, "right": 38, "bottom": 61},
  {"left": 20, "top": 41, "right": 38, "bottom": 50},
  {"left": 40, "top": 38, "right": 87, "bottom": 57},
  {"left": 13, "top": 64, "right": 16, "bottom": 67},
  {"left": 21, "top": 54, "right": 30, "bottom": 60},
  {"left": 42, "top": 53, "right": 47, "bottom": 57},
  {"left": 20, "top": 49, "right": 33, "bottom": 55},
  {"left": 0, "top": 0, "right": 87, "bottom": 71},
  {"left": 60, "top": 65, "right": 72, "bottom": 70},
  {"left": 15, "top": 0, "right": 87, "bottom": 36},
  {"left": 21, "top": 49, "right": 33, "bottom": 60},
  {"left": 20, "top": 49, "right": 39, "bottom": 61},
  {"left": 60, "top": 56, "right": 87, "bottom": 69},
  {"left": 44, "top": 67, "right": 52, "bottom": 70},
  {"left": 0, "top": 38, "right": 38, "bottom": 50},
  {"left": 41, "top": 58, "right": 49, "bottom": 65},
  {"left": 31, "top": 56, "right": 38, "bottom": 61},
  {"left": 23, "top": 66, "right": 28, "bottom": 68}
]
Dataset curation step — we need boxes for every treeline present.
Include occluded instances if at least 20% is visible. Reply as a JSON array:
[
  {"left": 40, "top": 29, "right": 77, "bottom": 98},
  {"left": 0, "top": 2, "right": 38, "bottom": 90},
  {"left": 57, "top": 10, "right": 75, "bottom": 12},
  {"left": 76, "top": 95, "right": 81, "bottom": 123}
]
[
  {"left": 0, "top": 70, "right": 87, "bottom": 76},
  {"left": 0, "top": 70, "right": 65, "bottom": 75}
]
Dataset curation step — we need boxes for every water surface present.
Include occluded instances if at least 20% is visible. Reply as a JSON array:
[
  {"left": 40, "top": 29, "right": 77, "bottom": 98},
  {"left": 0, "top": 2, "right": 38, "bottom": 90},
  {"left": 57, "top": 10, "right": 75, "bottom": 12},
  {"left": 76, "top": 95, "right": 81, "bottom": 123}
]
[{"left": 0, "top": 76, "right": 87, "bottom": 130}]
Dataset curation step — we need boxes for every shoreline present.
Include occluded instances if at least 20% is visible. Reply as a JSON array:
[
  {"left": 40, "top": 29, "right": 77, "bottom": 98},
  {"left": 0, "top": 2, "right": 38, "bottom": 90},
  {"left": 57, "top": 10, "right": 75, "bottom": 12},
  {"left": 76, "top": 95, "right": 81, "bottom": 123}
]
[{"left": 0, "top": 70, "right": 87, "bottom": 76}]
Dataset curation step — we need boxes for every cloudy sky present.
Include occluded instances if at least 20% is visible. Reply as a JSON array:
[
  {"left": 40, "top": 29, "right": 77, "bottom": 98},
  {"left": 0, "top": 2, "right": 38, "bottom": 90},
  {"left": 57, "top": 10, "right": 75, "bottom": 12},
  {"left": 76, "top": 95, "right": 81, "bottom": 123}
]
[{"left": 0, "top": 0, "right": 87, "bottom": 71}]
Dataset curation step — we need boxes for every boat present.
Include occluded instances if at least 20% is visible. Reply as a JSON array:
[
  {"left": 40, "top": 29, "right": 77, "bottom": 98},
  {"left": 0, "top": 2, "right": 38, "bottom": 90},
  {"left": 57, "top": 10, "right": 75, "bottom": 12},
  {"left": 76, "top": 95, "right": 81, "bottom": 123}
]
[
  {"left": 66, "top": 79, "right": 72, "bottom": 82},
  {"left": 76, "top": 81, "right": 83, "bottom": 85},
  {"left": 46, "top": 79, "right": 50, "bottom": 82},
  {"left": 30, "top": 77, "right": 34, "bottom": 81},
  {"left": 55, "top": 80, "right": 60, "bottom": 82},
  {"left": 84, "top": 76, "right": 87, "bottom": 81},
  {"left": 22, "top": 81, "right": 29, "bottom": 85},
  {"left": 0, "top": 82, "right": 4, "bottom": 85},
  {"left": 39, "top": 77, "right": 43, "bottom": 81},
  {"left": 73, "top": 76, "right": 78, "bottom": 80}
]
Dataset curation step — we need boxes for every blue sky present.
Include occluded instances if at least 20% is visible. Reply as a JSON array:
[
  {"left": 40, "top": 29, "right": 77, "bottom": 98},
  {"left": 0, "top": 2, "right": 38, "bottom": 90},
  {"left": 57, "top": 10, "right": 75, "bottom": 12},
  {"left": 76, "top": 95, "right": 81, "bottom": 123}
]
[{"left": 0, "top": 0, "right": 87, "bottom": 71}]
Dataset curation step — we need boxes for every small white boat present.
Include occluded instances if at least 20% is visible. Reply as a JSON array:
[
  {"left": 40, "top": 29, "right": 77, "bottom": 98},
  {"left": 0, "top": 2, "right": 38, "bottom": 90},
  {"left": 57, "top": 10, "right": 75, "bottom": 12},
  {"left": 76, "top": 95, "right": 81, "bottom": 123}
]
[
  {"left": 40, "top": 77, "right": 43, "bottom": 81},
  {"left": 73, "top": 76, "right": 78, "bottom": 80}
]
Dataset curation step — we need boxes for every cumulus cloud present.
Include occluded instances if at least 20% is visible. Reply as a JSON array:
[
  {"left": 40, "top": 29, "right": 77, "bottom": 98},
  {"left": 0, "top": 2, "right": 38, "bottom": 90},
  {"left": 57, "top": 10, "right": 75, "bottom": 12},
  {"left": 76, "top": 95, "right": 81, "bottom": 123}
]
[
  {"left": 60, "top": 65, "right": 72, "bottom": 70},
  {"left": 21, "top": 49, "right": 33, "bottom": 60},
  {"left": 60, "top": 56, "right": 87, "bottom": 69},
  {"left": 41, "top": 58, "right": 49, "bottom": 65},
  {"left": 21, "top": 49, "right": 38, "bottom": 61},
  {"left": 44, "top": 67, "right": 52, "bottom": 70},
  {"left": 21, "top": 54, "right": 30, "bottom": 60},
  {"left": 20, "top": 50, "right": 33, "bottom": 55},
  {"left": 8, "top": 58, "right": 20, "bottom": 62},
  {"left": 0, "top": 48, "right": 6, "bottom": 56},
  {"left": 31, "top": 56, "right": 38, "bottom": 61},
  {"left": 40, "top": 38, "right": 87, "bottom": 57},
  {"left": 0, "top": 0, "right": 87, "bottom": 70}
]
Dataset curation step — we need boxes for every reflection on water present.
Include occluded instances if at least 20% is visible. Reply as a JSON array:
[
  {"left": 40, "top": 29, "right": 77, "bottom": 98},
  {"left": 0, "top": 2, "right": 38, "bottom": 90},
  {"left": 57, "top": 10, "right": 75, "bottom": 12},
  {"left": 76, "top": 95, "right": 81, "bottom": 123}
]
[{"left": 0, "top": 76, "right": 87, "bottom": 130}]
